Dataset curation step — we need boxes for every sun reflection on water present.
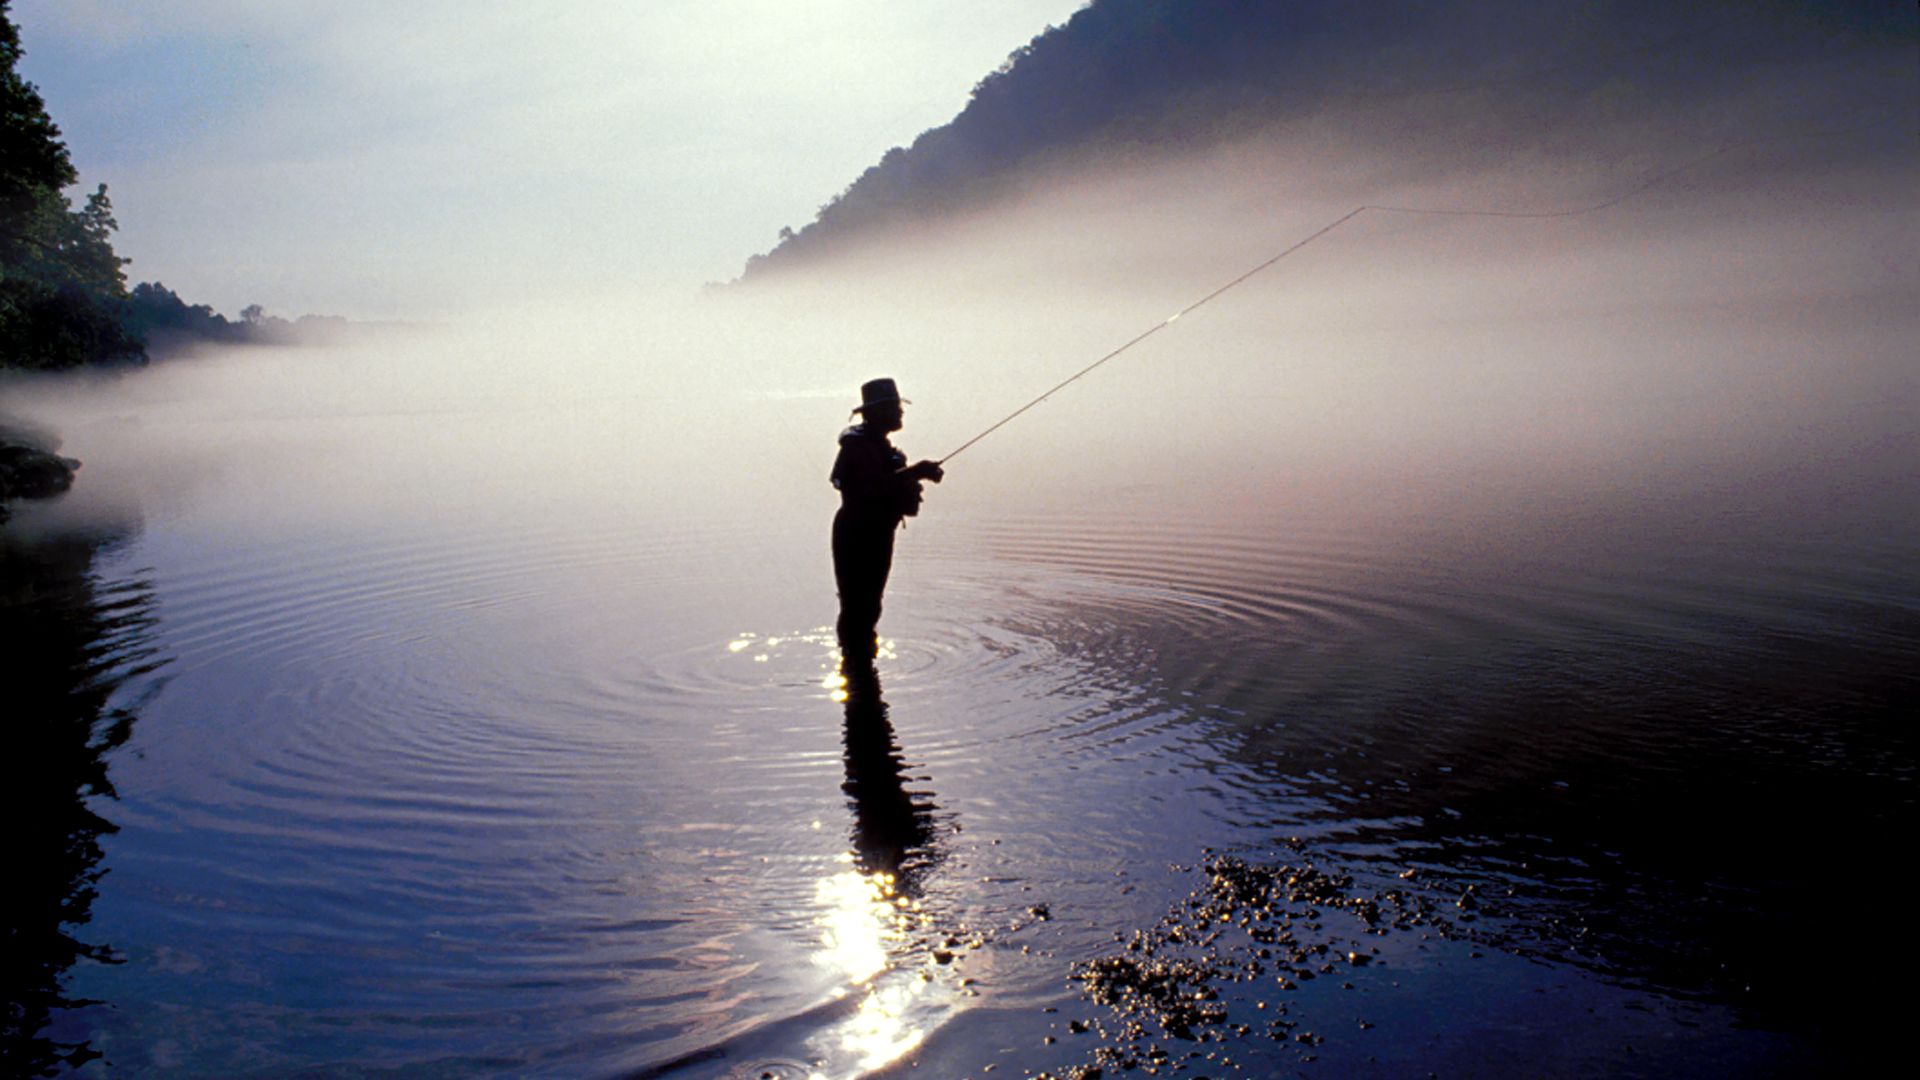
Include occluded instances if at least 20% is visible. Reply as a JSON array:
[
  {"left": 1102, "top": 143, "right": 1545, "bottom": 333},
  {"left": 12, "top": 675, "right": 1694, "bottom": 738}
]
[
  {"left": 727, "top": 630, "right": 950, "bottom": 1076},
  {"left": 797, "top": 646, "right": 953, "bottom": 1078},
  {"left": 815, "top": 863, "right": 900, "bottom": 985},
  {"left": 810, "top": 865, "right": 936, "bottom": 1072}
]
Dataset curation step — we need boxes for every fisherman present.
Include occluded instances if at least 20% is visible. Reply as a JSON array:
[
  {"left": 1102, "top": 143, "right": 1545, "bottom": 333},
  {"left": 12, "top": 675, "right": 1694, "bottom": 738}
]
[{"left": 831, "top": 378, "right": 944, "bottom": 661}]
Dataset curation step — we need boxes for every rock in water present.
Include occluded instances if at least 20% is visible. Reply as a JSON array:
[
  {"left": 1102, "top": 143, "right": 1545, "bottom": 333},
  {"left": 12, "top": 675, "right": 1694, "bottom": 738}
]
[{"left": 0, "top": 441, "right": 82, "bottom": 522}]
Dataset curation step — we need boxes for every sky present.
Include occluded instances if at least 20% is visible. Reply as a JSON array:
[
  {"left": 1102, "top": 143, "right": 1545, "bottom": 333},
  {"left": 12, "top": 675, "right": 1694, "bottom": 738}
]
[{"left": 14, "top": 0, "right": 1090, "bottom": 320}]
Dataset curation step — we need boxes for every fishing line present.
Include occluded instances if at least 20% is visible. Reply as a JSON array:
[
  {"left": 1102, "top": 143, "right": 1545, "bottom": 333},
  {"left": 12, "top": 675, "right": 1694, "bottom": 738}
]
[{"left": 937, "top": 121, "right": 1898, "bottom": 466}]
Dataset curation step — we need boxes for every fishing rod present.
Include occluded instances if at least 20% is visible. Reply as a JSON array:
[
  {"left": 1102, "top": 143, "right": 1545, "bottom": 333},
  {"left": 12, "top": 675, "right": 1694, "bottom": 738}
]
[
  {"left": 937, "top": 206, "right": 1365, "bottom": 466},
  {"left": 935, "top": 123, "right": 1892, "bottom": 466}
]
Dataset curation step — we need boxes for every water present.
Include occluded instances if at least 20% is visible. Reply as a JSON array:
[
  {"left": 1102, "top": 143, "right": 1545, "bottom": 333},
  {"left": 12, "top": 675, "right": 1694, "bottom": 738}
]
[{"left": 5, "top": 194, "right": 1917, "bottom": 1076}]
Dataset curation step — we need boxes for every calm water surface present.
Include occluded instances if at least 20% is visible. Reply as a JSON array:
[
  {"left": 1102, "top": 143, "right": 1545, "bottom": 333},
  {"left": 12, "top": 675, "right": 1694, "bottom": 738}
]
[{"left": 5, "top": 307, "right": 1917, "bottom": 1077}]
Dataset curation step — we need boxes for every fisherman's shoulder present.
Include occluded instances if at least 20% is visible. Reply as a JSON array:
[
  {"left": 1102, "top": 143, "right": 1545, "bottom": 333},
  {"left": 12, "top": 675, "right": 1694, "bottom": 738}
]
[{"left": 838, "top": 424, "right": 890, "bottom": 449}]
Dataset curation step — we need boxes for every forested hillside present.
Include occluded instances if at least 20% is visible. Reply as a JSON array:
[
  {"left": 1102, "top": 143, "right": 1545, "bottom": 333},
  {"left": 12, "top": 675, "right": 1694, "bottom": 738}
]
[{"left": 736, "top": 0, "right": 1912, "bottom": 280}]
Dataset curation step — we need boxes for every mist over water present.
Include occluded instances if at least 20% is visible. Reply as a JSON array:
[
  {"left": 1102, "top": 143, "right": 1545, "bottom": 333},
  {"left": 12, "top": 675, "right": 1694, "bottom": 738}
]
[{"left": 6, "top": 119, "right": 1917, "bottom": 1076}]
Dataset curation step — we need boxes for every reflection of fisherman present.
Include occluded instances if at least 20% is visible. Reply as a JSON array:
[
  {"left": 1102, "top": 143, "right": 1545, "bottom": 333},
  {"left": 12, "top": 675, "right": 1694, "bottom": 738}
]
[
  {"left": 831, "top": 378, "right": 944, "bottom": 661},
  {"left": 839, "top": 661, "right": 938, "bottom": 886}
]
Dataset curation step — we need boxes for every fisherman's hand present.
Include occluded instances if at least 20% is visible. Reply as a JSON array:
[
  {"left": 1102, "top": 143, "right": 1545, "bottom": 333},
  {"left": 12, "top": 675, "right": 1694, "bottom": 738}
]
[{"left": 910, "top": 460, "right": 945, "bottom": 484}]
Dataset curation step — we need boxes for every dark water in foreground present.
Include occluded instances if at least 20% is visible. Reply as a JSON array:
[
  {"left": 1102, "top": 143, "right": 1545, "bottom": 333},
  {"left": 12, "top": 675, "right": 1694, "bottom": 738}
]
[{"left": 6, "top": 454, "right": 1914, "bottom": 1077}]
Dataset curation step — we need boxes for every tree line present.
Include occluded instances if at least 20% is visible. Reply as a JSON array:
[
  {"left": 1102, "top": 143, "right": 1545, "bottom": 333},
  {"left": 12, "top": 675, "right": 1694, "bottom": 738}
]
[{"left": 2, "top": 1, "right": 334, "bottom": 372}]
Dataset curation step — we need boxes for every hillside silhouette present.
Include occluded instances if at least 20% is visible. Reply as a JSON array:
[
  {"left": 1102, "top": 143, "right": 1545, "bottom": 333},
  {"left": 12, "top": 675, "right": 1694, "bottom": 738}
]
[{"left": 735, "top": 0, "right": 1913, "bottom": 281}]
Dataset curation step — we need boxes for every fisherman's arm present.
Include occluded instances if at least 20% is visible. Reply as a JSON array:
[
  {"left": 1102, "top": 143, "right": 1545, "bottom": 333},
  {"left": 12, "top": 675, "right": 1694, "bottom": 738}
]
[{"left": 899, "top": 460, "right": 944, "bottom": 484}]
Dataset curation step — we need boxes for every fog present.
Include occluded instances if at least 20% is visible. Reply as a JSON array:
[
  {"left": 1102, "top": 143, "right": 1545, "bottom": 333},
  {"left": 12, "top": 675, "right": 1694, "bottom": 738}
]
[{"left": 8, "top": 87, "right": 1916, "bottom": 577}]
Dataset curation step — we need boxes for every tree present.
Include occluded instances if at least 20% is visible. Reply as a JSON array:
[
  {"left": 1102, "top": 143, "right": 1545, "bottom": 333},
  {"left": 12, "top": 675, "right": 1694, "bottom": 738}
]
[
  {"left": 0, "top": 0, "right": 74, "bottom": 225},
  {"left": 0, "top": 0, "right": 142, "bottom": 369}
]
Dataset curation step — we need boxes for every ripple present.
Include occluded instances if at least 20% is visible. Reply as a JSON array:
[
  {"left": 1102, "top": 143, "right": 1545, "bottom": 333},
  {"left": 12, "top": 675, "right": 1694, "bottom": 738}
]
[
  {"left": 53, "top": 489, "right": 1918, "bottom": 1078},
  {"left": 947, "top": 510, "right": 1918, "bottom": 698}
]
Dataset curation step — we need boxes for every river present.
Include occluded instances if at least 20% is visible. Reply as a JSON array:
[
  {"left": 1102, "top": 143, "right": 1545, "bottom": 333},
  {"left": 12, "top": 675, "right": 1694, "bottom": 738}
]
[{"left": 4, "top": 189, "right": 1916, "bottom": 1076}]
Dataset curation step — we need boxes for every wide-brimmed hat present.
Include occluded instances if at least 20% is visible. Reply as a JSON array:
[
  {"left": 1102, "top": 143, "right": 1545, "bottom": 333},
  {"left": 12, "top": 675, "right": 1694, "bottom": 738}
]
[{"left": 852, "top": 377, "right": 910, "bottom": 414}]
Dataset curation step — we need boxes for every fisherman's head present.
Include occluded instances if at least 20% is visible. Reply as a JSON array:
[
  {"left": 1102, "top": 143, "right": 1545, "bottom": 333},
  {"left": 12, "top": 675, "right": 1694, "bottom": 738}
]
[{"left": 853, "top": 377, "right": 907, "bottom": 432}]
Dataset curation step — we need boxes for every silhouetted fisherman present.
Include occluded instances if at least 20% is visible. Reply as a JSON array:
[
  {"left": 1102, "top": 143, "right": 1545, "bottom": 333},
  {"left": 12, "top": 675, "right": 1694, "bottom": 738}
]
[{"left": 830, "top": 378, "right": 943, "bottom": 661}]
